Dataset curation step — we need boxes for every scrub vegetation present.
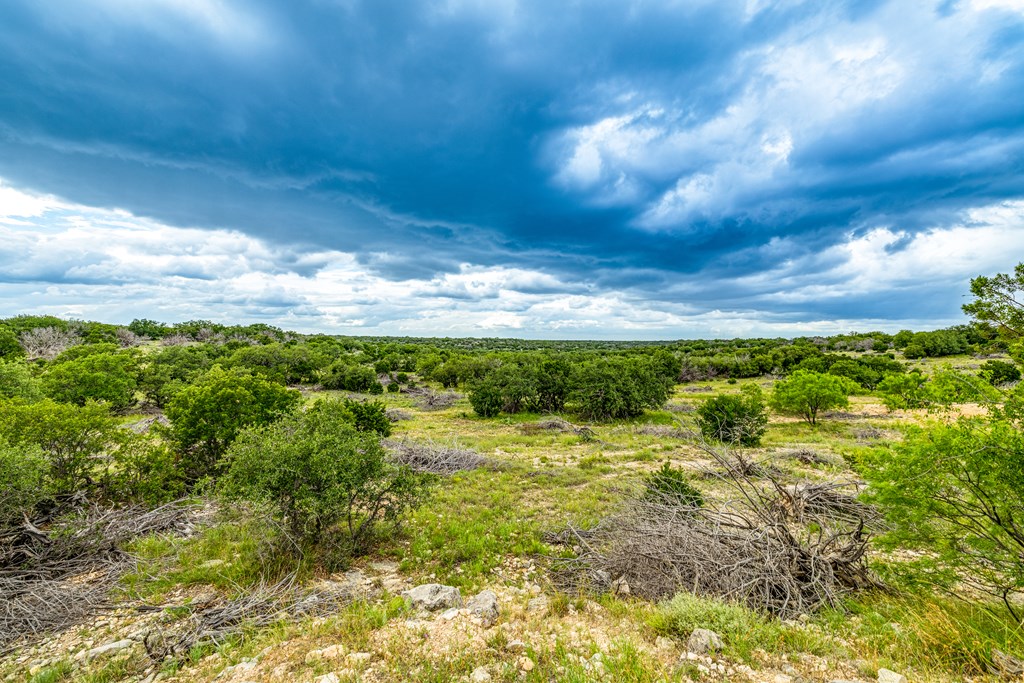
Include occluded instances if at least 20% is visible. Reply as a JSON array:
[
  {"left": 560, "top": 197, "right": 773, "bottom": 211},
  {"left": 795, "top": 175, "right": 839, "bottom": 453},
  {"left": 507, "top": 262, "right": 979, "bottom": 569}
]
[{"left": 2, "top": 266, "right": 1024, "bottom": 682}]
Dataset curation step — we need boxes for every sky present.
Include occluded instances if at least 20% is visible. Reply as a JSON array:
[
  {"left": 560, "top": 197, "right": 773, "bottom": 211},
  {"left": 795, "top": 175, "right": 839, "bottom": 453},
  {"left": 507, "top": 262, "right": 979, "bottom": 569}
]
[{"left": 1, "top": 0, "right": 1023, "bottom": 339}]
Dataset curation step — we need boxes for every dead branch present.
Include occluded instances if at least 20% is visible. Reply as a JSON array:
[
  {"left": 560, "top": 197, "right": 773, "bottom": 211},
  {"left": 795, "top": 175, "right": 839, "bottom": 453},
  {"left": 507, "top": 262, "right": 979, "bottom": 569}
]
[{"left": 383, "top": 438, "right": 491, "bottom": 475}]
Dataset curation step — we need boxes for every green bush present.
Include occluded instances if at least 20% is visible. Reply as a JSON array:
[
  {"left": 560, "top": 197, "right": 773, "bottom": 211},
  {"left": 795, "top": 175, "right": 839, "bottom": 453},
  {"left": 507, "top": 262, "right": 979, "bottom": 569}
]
[
  {"left": 644, "top": 462, "right": 703, "bottom": 508},
  {"left": 41, "top": 350, "right": 138, "bottom": 412},
  {"left": 878, "top": 371, "right": 931, "bottom": 410},
  {"left": 980, "top": 359, "right": 1021, "bottom": 386},
  {"left": 102, "top": 436, "right": 187, "bottom": 505},
  {"left": 0, "top": 359, "right": 42, "bottom": 401},
  {"left": 0, "top": 438, "right": 49, "bottom": 525},
  {"left": 0, "top": 399, "right": 119, "bottom": 496},
  {"left": 469, "top": 376, "right": 504, "bottom": 417},
  {"left": 137, "top": 344, "right": 217, "bottom": 408},
  {"left": 340, "top": 398, "right": 392, "bottom": 436},
  {"left": 164, "top": 366, "right": 301, "bottom": 482},
  {"left": 0, "top": 325, "right": 24, "bottom": 360},
  {"left": 695, "top": 385, "right": 767, "bottom": 446},
  {"left": 220, "top": 399, "right": 432, "bottom": 556},
  {"left": 770, "top": 370, "right": 857, "bottom": 425},
  {"left": 862, "top": 417, "right": 1024, "bottom": 621},
  {"left": 571, "top": 357, "right": 670, "bottom": 420}
]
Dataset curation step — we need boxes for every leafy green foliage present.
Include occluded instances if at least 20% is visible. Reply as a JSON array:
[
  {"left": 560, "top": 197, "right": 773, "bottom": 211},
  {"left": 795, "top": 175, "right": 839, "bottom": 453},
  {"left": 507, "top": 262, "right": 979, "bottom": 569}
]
[
  {"left": 0, "top": 438, "right": 48, "bottom": 525},
  {"left": 570, "top": 357, "right": 670, "bottom": 420},
  {"left": 41, "top": 350, "right": 138, "bottom": 412},
  {"left": 163, "top": 366, "right": 301, "bottom": 481},
  {"left": 0, "top": 324, "right": 25, "bottom": 360},
  {"left": 980, "top": 359, "right": 1021, "bottom": 386},
  {"left": 769, "top": 370, "right": 856, "bottom": 425},
  {"left": 862, "top": 417, "right": 1024, "bottom": 620},
  {"left": 220, "top": 399, "right": 433, "bottom": 555},
  {"left": 340, "top": 398, "right": 392, "bottom": 436},
  {"left": 878, "top": 371, "right": 932, "bottom": 410},
  {"left": 962, "top": 262, "right": 1024, "bottom": 339},
  {"left": 695, "top": 385, "right": 768, "bottom": 446},
  {"left": 0, "top": 359, "right": 42, "bottom": 401},
  {"left": 137, "top": 344, "right": 218, "bottom": 407},
  {"left": 644, "top": 462, "right": 703, "bottom": 507},
  {"left": 0, "top": 399, "right": 119, "bottom": 496},
  {"left": 320, "top": 360, "right": 379, "bottom": 392},
  {"left": 102, "top": 436, "right": 187, "bottom": 505}
]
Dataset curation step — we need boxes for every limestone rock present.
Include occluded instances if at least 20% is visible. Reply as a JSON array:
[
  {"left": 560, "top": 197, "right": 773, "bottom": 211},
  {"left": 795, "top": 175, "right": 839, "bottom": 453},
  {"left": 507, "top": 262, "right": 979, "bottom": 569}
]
[
  {"left": 402, "top": 583, "right": 462, "bottom": 612},
  {"left": 686, "top": 628, "right": 723, "bottom": 654},
  {"left": 878, "top": 669, "right": 907, "bottom": 683},
  {"left": 465, "top": 590, "right": 500, "bottom": 626},
  {"left": 470, "top": 666, "right": 492, "bottom": 682}
]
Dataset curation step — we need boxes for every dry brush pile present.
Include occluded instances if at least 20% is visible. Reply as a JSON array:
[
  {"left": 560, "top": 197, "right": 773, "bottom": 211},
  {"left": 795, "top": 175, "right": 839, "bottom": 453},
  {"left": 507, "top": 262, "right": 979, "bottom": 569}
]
[{"left": 549, "top": 441, "right": 883, "bottom": 618}]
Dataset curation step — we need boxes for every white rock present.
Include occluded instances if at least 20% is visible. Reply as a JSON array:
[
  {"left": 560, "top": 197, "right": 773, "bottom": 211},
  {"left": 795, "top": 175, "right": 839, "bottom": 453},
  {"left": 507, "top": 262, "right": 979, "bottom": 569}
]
[
  {"left": 686, "top": 628, "right": 723, "bottom": 654},
  {"left": 519, "top": 656, "right": 535, "bottom": 672},
  {"left": 439, "top": 607, "right": 460, "bottom": 621},
  {"left": 347, "top": 652, "right": 373, "bottom": 664},
  {"left": 313, "top": 674, "right": 340, "bottom": 683},
  {"left": 402, "top": 583, "right": 462, "bottom": 612},
  {"left": 470, "top": 666, "right": 492, "bottom": 682},
  {"left": 878, "top": 669, "right": 907, "bottom": 683},
  {"left": 465, "top": 589, "right": 500, "bottom": 627},
  {"left": 77, "top": 639, "right": 137, "bottom": 661}
]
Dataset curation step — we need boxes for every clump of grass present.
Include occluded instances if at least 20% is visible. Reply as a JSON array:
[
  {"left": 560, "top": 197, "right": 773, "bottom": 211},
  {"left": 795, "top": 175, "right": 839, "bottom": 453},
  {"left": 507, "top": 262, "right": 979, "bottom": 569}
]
[{"left": 648, "top": 592, "right": 832, "bottom": 662}]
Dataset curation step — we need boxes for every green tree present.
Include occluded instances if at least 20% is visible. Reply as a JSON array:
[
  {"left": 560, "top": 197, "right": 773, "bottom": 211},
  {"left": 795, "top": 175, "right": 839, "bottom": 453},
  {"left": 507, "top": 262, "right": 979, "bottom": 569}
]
[
  {"left": 0, "top": 359, "right": 42, "bottom": 401},
  {"left": 0, "top": 399, "right": 119, "bottom": 496},
  {"left": 877, "top": 371, "right": 932, "bottom": 410},
  {"left": 164, "top": 366, "right": 301, "bottom": 481},
  {"left": 962, "top": 262, "right": 1024, "bottom": 340},
  {"left": 0, "top": 438, "right": 48, "bottom": 525},
  {"left": 862, "top": 417, "right": 1024, "bottom": 621},
  {"left": 41, "top": 350, "right": 138, "bottom": 412},
  {"left": 695, "top": 385, "right": 768, "bottom": 446},
  {"left": 769, "top": 370, "right": 856, "bottom": 425},
  {"left": 571, "top": 357, "right": 669, "bottom": 421},
  {"left": 980, "top": 359, "right": 1022, "bottom": 386},
  {"left": 220, "top": 399, "right": 432, "bottom": 553},
  {"left": 0, "top": 325, "right": 25, "bottom": 360}
]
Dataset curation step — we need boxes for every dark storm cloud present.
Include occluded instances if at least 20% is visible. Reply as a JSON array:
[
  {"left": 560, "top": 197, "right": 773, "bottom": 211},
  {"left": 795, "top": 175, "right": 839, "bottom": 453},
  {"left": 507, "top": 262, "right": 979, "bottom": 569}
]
[{"left": 1, "top": 0, "right": 1023, "bottom": 331}]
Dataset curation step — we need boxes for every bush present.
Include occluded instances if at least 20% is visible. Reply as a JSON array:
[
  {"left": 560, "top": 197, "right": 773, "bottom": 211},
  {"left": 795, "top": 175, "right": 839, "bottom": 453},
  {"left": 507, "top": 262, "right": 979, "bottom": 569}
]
[
  {"left": 469, "top": 374, "right": 505, "bottom": 417},
  {"left": 769, "top": 370, "right": 857, "bottom": 425},
  {"left": 340, "top": 399, "right": 392, "bottom": 436},
  {"left": 137, "top": 344, "right": 217, "bottom": 407},
  {"left": 862, "top": 417, "right": 1024, "bottom": 621},
  {"left": 644, "top": 462, "right": 703, "bottom": 508},
  {"left": 571, "top": 357, "right": 670, "bottom": 420},
  {"left": 980, "top": 359, "right": 1021, "bottom": 386},
  {"left": 102, "top": 436, "right": 187, "bottom": 505},
  {"left": 0, "top": 399, "right": 119, "bottom": 496},
  {"left": 220, "top": 399, "right": 433, "bottom": 555},
  {"left": 0, "top": 438, "right": 49, "bottom": 525},
  {"left": 41, "top": 350, "right": 138, "bottom": 412},
  {"left": 878, "top": 371, "right": 931, "bottom": 410},
  {"left": 0, "top": 325, "right": 24, "bottom": 360},
  {"left": 0, "top": 359, "right": 42, "bottom": 401},
  {"left": 320, "top": 361, "right": 378, "bottom": 392},
  {"left": 163, "top": 366, "right": 301, "bottom": 482},
  {"left": 695, "top": 385, "right": 768, "bottom": 446}
]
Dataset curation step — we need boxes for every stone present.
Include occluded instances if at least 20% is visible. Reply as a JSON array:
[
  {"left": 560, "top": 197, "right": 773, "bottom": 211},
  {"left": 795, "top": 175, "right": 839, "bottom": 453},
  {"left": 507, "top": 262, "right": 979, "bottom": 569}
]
[
  {"left": 774, "top": 675, "right": 793, "bottom": 683},
  {"left": 440, "top": 608, "right": 461, "bottom": 621},
  {"left": 990, "top": 649, "right": 1024, "bottom": 679},
  {"left": 686, "top": 629, "right": 723, "bottom": 654},
  {"left": 347, "top": 652, "right": 373, "bottom": 664},
  {"left": 402, "top": 583, "right": 462, "bottom": 612},
  {"left": 313, "top": 674, "right": 340, "bottom": 683},
  {"left": 519, "top": 656, "right": 535, "bottom": 672},
  {"left": 470, "top": 666, "right": 492, "bottom": 682},
  {"left": 465, "top": 590, "right": 500, "bottom": 627},
  {"left": 527, "top": 596, "right": 549, "bottom": 613},
  {"left": 76, "top": 639, "right": 137, "bottom": 661},
  {"left": 611, "top": 576, "right": 631, "bottom": 595},
  {"left": 878, "top": 669, "right": 907, "bottom": 683},
  {"left": 504, "top": 640, "right": 527, "bottom": 653},
  {"left": 655, "top": 636, "right": 675, "bottom": 650}
]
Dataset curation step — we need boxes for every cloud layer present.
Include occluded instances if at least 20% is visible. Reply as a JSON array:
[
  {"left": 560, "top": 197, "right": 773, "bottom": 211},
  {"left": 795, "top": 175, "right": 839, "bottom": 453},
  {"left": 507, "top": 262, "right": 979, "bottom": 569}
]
[{"left": 1, "top": 0, "right": 1023, "bottom": 336}]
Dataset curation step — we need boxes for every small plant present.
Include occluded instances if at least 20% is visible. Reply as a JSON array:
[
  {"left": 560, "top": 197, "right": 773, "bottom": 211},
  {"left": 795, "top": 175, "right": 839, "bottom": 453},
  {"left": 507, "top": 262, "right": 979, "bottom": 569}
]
[
  {"left": 695, "top": 385, "right": 767, "bottom": 446},
  {"left": 980, "top": 359, "right": 1021, "bottom": 386},
  {"left": 644, "top": 462, "right": 703, "bottom": 508}
]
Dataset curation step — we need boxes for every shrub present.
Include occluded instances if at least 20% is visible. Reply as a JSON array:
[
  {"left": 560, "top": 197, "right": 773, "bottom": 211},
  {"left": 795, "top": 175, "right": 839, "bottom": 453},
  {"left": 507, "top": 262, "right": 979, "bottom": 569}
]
[
  {"left": 695, "top": 385, "right": 768, "bottom": 446},
  {"left": 878, "top": 371, "right": 932, "bottom": 410},
  {"left": 769, "top": 370, "right": 857, "bottom": 425},
  {"left": 980, "top": 359, "right": 1021, "bottom": 386},
  {"left": 41, "top": 350, "right": 138, "bottom": 412},
  {"left": 862, "top": 417, "right": 1024, "bottom": 621},
  {"left": 0, "top": 359, "right": 42, "bottom": 401},
  {"left": 340, "top": 398, "right": 392, "bottom": 436},
  {"left": 320, "top": 361, "right": 378, "bottom": 392},
  {"left": 469, "top": 376, "right": 504, "bottom": 417},
  {"left": 644, "top": 462, "right": 703, "bottom": 508},
  {"left": 0, "top": 325, "right": 24, "bottom": 360},
  {"left": 163, "top": 366, "right": 301, "bottom": 482},
  {"left": 0, "top": 438, "right": 49, "bottom": 525},
  {"left": 137, "top": 344, "right": 217, "bottom": 408},
  {"left": 102, "top": 436, "right": 187, "bottom": 505},
  {"left": 571, "top": 357, "right": 670, "bottom": 421},
  {"left": 220, "top": 399, "right": 433, "bottom": 555},
  {"left": 0, "top": 399, "right": 119, "bottom": 496}
]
